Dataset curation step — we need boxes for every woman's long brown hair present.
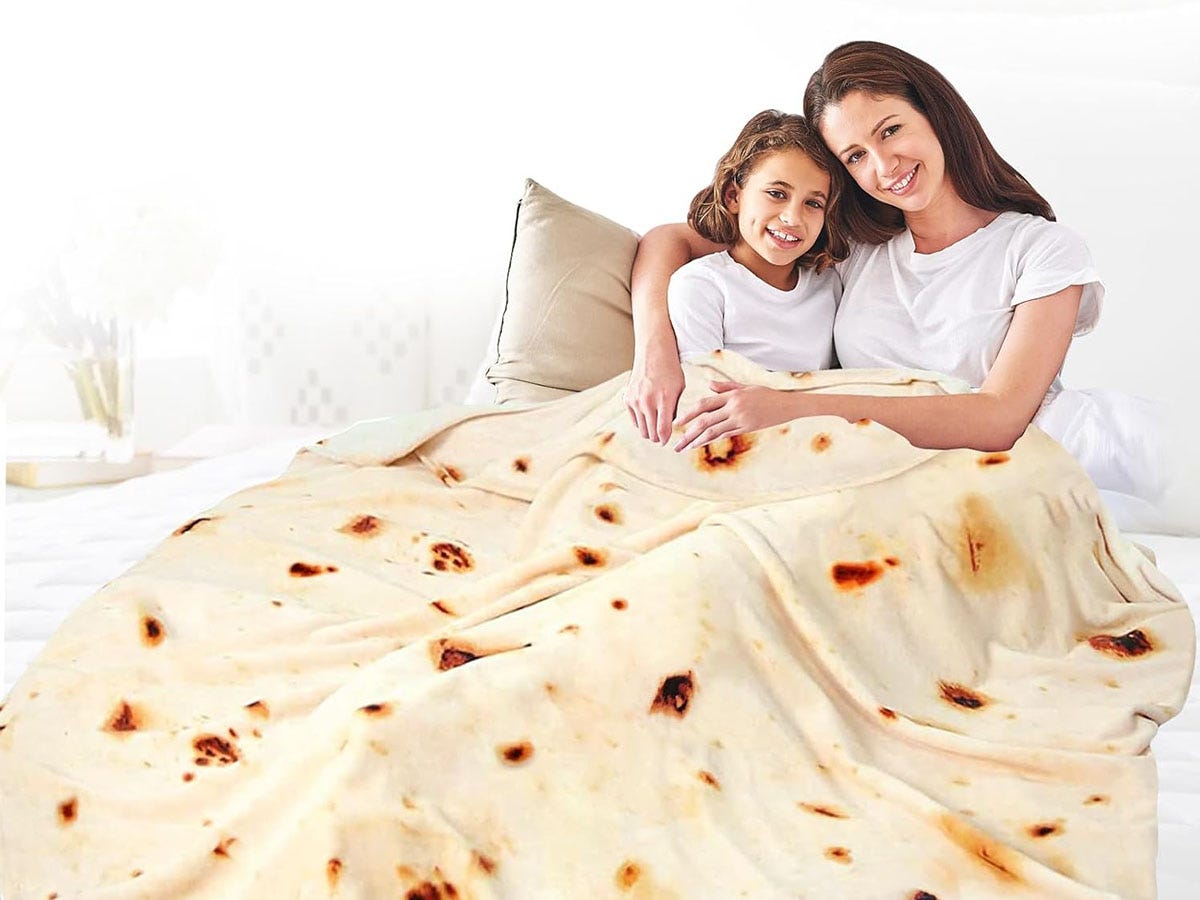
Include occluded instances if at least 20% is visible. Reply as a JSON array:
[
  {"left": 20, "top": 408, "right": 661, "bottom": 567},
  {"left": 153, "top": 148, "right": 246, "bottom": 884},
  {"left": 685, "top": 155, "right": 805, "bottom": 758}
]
[{"left": 804, "top": 41, "right": 1055, "bottom": 245}]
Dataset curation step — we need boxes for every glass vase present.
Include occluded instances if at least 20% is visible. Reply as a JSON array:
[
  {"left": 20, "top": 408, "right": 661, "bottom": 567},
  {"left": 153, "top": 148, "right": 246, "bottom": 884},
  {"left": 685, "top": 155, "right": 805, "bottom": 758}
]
[{"left": 65, "top": 317, "right": 135, "bottom": 462}]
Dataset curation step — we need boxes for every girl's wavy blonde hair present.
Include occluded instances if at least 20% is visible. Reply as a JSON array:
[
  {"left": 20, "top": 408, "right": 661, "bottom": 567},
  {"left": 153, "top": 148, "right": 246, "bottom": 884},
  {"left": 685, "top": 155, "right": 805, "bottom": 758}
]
[{"left": 687, "top": 109, "right": 847, "bottom": 273}]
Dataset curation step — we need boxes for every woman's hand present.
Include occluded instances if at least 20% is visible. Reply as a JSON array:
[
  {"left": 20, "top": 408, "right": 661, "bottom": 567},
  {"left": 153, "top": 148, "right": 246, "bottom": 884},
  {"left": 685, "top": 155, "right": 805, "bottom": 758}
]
[
  {"left": 625, "top": 343, "right": 685, "bottom": 444},
  {"left": 673, "top": 381, "right": 794, "bottom": 452}
]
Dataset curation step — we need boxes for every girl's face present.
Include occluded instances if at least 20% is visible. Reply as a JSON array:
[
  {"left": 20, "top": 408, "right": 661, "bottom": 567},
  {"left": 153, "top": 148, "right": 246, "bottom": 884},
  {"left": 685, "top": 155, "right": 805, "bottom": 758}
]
[
  {"left": 726, "top": 147, "right": 829, "bottom": 290},
  {"left": 819, "top": 90, "right": 952, "bottom": 216}
]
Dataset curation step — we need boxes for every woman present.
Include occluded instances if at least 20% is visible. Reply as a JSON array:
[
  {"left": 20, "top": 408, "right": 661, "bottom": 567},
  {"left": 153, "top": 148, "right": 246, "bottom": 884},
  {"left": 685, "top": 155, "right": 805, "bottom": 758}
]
[{"left": 625, "top": 41, "right": 1108, "bottom": 463}]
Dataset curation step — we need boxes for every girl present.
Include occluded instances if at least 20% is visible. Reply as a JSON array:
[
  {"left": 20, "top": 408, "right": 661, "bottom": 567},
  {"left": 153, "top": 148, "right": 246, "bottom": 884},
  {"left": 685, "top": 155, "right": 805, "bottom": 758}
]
[
  {"left": 666, "top": 110, "right": 846, "bottom": 374},
  {"left": 626, "top": 42, "right": 1156, "bottom": 509}
]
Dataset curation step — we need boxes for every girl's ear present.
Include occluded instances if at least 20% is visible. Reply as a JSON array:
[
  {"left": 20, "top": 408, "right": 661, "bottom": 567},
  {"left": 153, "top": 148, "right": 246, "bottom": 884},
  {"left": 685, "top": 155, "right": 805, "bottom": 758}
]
[{"left": 724, "top": 183, "right": 740, "bottom": 213}]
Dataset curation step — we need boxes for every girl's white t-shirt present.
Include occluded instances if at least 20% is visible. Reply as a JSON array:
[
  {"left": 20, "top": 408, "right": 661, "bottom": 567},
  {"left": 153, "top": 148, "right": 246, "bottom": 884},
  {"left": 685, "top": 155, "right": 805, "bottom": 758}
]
[
  {"left": 667, "top": 251, "right": 839, "bottom": 372},
  {"left": 833, "top": 211, "right": 1104, "bottom": 398}
]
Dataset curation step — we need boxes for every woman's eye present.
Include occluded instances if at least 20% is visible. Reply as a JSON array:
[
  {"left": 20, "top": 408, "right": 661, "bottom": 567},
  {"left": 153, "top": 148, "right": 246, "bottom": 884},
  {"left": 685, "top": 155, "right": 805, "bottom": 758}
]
[
  {"left": 845, "top": 151, "right": 863, "bottom": 165},
  {"left": 882, "top": 124, "right": 901, "bottom": 138}
]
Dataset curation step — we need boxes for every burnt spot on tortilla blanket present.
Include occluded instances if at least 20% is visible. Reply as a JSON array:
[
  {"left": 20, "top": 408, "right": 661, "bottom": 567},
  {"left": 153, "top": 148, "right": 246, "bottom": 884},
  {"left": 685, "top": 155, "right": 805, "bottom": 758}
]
[
  {"left": 800, "top": 802, "right": 848, "bottom": 819},
  {"left": 104, "top": 700, "right": 143, "bottom": 733},
  {"left": 1026, "top": 820, "right": 1064, "bottom": 838},
  {"left": 141, "top": 615, "right": 166, "bottom": 647},
  {"left": 338, "top": 515, "right": 383, "bottom": 537},
  {"left": 358, "top": 703, "right": 393, "bottom": 717},
  {"left": 193, "top": 734, "right": 240, "bottom": 766},
  {"left": 957, "top": 494, "right": 1024, "bottom": 590},
  {"left": 327, "top": 858, "right": 343, "bottom": 888},
  {"left": 697, "top": 434, "right": 756, "bottom": 470},
  {"left": 978, "top": 452, "right": 1010, "bottom": 466},
  {"left": 938, "top": 812, "right": 1022, "bottom": 883},
  {"left": 404, "top": 882, "right": 451, "bottom": 900},
  {"left": 172, "top": 517, "right": 213, "bottom": 536},
  {"left": 594, "top": 504, "right": 622, "bottom": 524},
  {"left": 616, "top": 860, "right": 643, "bottom": 889},
  {"left": 430, "top": 542, "right": 473, "bottom": 573},
  {"left": 430, "top": 599, "right": 458, "bottom": 616},
  {"left": 832, "top": 561, "right": 885, "bottom": 590},
  {"left": 472, "top": 850, "right": 498, "bottom": 875},
  {"left": 433, "top": 639, "right": 480, "bottom": 671},
  {"left": 811, "top": 433, "right": 832, "bottom": 453},
  {"left": 435, "top": 464, "right": 463, "bottom": 486},
  {"left": 512, "top": 457, "right": 530, "bottom": 473},
  {"left": 824, "top": 846, "right": 852, "bottom": 863},
  {"left": 57, "top": 797, "right": 78, "bottom": 826},
  {"left": 879, "top": 706, "right": 898, "bottom": 720},
  {"left": 574, "top": 546, "right": 606, "bottom": 567},
  {"left": 912, "top": 892, "right": 940, "bottom": 900},
  {"left": 697, "top": 770, "right": 721, "bottom": 790},
  {"left": 289, "top": 562, "right": 338, "bottom": 577},
  {"left": 611, "top": 598, "right": 628, "bottom": 610},
  {"left": 939, "top": 681, "right": 990, "bottom": 710},
  {"left": 1084, "top": 794, "right": 1109, "bottom": 806},
  {"left": 497, "top": 741, "right": 534, "bottom": 765},
  {"left": 1088, "top": 629, "right": 1154, "bottom": 659},
  {"left": 212, "top": 837, "right": 236, "bottom": 858},
  {"left": 650, "top": 671, "right": 695, "bottom": 718},
  {"left": 244, "top": 700, "right": 270, "bottom": 719}
]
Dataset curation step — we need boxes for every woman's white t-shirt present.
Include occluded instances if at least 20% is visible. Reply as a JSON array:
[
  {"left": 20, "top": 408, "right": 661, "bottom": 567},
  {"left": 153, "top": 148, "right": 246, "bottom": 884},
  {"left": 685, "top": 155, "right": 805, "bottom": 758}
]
[
  {"left": 833, "top": 211, "right": 1104, "bottom": 398},
  {"left": 667, "top": 251, "right": 839, "bottom": 372},
  {"left": 832, "top": 212, "right": 1168, "bottom": 507}
]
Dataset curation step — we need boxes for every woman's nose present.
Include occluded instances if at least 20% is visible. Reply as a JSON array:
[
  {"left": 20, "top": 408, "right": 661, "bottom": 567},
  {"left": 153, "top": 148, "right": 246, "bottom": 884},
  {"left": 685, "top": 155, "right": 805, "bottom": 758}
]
[{"left": 876, "top": 152, "right": 898, "bottom": 181}]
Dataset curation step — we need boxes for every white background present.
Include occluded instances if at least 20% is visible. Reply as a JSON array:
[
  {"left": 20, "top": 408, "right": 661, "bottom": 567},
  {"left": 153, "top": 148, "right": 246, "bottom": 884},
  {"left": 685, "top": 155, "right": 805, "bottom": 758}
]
[{"left": 1, "top": 0, "right": 1198, "bottom": 442}]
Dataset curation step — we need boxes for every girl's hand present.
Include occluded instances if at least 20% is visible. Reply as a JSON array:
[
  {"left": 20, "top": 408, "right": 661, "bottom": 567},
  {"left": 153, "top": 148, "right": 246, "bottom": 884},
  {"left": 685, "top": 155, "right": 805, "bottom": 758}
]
[
  {"left": 673, "top": 381, "right": 791, "bottom": 452},
  {"left": 625, "top": 344, "right": 685, "bottom": 445}
]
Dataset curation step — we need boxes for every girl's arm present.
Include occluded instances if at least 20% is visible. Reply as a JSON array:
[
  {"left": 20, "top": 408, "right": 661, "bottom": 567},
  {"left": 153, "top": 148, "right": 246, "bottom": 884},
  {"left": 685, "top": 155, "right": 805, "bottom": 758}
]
[
  {"left": 627, "top": 223, "right": 726, "bottom": 443},
  {"left": 674, "top": 285, "right": 1082, "bottom": 453}
]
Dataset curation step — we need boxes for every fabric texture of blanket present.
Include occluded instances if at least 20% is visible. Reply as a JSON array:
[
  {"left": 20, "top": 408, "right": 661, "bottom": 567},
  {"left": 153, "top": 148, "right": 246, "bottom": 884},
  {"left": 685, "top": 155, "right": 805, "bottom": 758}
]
[{"left": 0, "top": 351, "right": 1193, "bottom": 899}]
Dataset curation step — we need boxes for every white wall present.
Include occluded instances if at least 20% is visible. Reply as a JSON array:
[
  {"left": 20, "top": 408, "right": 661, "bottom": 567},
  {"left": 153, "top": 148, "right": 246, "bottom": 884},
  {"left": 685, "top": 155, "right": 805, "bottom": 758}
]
[{"left": 1, "top": 0, "right": 1197, "bottom": 449}]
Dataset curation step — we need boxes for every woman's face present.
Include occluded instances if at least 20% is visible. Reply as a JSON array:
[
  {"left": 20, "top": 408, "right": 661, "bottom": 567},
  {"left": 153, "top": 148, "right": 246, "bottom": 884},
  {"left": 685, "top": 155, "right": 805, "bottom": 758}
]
[{"left": 818, "top": 90, "right": 953, "bottom": 215}]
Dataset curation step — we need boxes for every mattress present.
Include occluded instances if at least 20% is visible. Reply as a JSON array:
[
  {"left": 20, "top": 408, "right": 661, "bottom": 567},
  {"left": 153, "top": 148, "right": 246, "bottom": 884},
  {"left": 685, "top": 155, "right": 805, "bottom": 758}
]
[{"left": 3, "top": 437, "right": 1198, "bottom": 898}]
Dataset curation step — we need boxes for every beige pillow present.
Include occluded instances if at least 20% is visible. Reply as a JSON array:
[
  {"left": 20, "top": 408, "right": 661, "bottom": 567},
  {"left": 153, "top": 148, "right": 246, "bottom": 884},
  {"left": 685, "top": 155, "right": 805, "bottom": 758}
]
[{"left": 486, "top": 179, "right": 639, "bottom": 404}]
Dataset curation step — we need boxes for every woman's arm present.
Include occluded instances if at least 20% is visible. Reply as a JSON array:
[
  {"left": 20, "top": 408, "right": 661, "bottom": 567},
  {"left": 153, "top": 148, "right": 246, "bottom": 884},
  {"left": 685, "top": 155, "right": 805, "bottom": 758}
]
[
  {"left": 627, "top": 223, "right": 726, "bottom": 444},
  {"left": 673, "top": 286, "right": 1083, "bottom": 453}
]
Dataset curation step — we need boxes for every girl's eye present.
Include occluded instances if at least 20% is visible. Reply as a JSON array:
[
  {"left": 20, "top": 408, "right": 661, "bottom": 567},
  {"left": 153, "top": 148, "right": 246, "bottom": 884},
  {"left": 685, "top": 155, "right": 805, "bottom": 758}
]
[
  {"left": 766, "top": 190, "right": 786, "bottom": 199},
  {"left": 882, "top": 124, "right": 901, "bottom": 138},
  {"left": 806, "top": 200, "right": 824, "bottom": 210}
]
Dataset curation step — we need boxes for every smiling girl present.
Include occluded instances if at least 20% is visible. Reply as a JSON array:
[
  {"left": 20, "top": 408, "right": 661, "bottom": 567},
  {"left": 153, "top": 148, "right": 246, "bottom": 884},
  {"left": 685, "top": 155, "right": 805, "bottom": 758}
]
[{"left": 666, "top": 110, "right": 847, "bottom": 375}]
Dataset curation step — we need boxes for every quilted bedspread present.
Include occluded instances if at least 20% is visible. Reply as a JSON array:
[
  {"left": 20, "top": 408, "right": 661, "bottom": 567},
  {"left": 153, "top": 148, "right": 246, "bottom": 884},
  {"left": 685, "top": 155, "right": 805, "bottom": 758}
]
[{"left": 0, "top": 351, "right": 1193, "bottom": 899}]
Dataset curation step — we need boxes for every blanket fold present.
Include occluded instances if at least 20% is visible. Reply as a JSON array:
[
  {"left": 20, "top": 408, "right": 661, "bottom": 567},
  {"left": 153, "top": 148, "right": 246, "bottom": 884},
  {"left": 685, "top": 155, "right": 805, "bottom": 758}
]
[{"left": 0, "top": 351, "right": 1192, "bottom": 899}]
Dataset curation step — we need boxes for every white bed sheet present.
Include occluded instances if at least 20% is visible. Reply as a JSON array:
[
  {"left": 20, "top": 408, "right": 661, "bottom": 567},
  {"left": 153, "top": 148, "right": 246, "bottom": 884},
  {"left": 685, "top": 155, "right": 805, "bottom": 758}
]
[{"left": 3, "top": 439, "right": 1198, "bottom": 897}]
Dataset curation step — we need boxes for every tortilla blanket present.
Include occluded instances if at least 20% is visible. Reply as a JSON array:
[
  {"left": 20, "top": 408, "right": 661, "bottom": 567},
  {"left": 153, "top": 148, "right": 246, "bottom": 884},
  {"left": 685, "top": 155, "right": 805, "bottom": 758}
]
[{"left": 0, "top": 352, "right": 1193, "bottom": 899}]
